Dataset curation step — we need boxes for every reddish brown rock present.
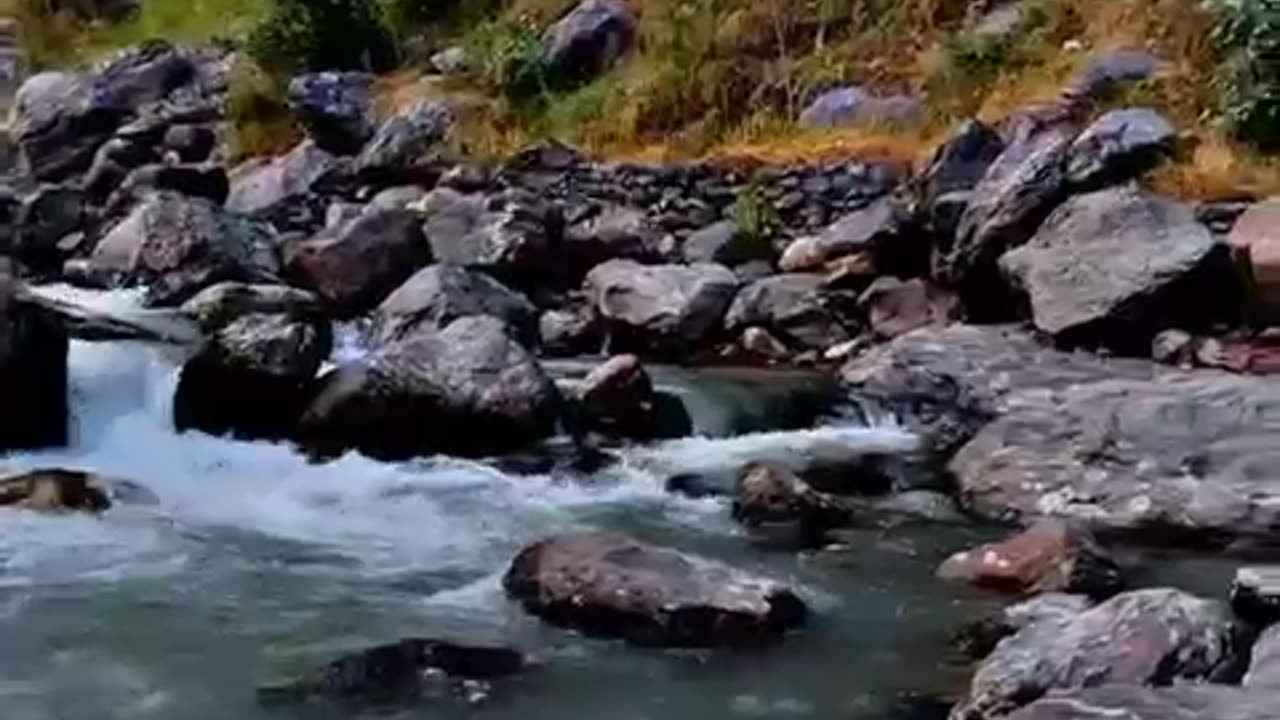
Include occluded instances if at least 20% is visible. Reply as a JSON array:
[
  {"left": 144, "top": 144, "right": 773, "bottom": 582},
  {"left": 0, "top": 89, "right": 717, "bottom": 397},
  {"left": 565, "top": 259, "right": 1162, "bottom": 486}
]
[
  {"left": 0, "top": 469, "right": 112, "bottom": 513},
  {"left": 1229, "top": 198, "right": 1280, "bottom": 324},
  {"left": 733, "top": 462, "right": 852, "bottom": 541},
  {"left": 937, "top": 519, "right": 1123, "bottom": 598}
]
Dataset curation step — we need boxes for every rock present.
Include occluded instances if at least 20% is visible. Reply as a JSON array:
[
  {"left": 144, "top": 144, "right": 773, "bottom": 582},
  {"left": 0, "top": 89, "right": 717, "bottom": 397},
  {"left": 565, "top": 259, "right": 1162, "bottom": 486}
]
[
  {"left": 1073, "top": 49, "right": 1158, "bottom": 101},
  {"left": 563, "top": 203, "right": 665, "bottom": 271},
  {"left": 918, "top": 120, "right": 1006, "bottom": 211},
  {"left": 174, "top": 313, "right": 330, "bottom": 440},
  {"left": 227, "top": 140, "right": 346, "bottom": 216},
  {"left": 1244, "top": 622, "right": 1280, "bottom": 688},
  {"left": 368, "top": 185, "right": 428, "bottom": 212},
  {"left": 368, "top": 264, "right": 537, "bottom": 348},
  {"left": 423, "top": 190, "right": 556, "bottom": 283},
  {"left": 0, "top": 469, "right": 111, "bottom": 513},
  {"left": 113, "top": 162, "right": 230, "bottom": 207},
  {"left": 181, "top": 282, "right": 322, "bottom": 332},
  {"left": 90, "top": 40, "right": 195, "bottom": 113},
  {"left": 951, "top": 372, "right": 1280, "bottom": 544},
  {"left": 437, "top": 164, "right": 490, "bottom": 193},
  {"left": 13, "top": 184, "right": 84, "bottom": 271},
  {"left": 539, "top": 302, "right": 601, "bottom": 356},
  {"left": 724, "top": 273, "right": 856, "bottom": 350},
  {"left": 952, "top": 588, "right": 1239, "bottom": 720},
  {"left": 355, "top": 101, "right": 453, "bottom": 183},
  {"left": 287, "top": 72, "right": 373, "bottom": 155},
  {"left": 543, "top": 0, "right": 637, "bottom": 82},
  {"left": 951, "top": 593, "right": 1092, "bottom": 659},
  {"left": 299, "top": 315, "right": 560, "bottom": 459},
  {"left": 571, "top": 354, "right": 689, "bottom": 440},
  {"left": 682, "top": 220, "right": 771, "bottom": 265},
  {"left": 937, "top": 520, "right": 1123, "bottom": 598},
  {"left": 162, "top": 123, "right": 217, "bottom": 162},
  {"left": 503, "top": 532, "right": 806, "bottom": 646},
  {"left": 257, "top": 638, "right": 526, "bottom": 705},
  {"left": 0, "top": 275, "right": 66, "bottom": 451},
  {"left": 870, "top": 489, "right": 967, "bottom": 524},
  {"left": 285, "top": 208, "right": 430, "bottom": 316},
  {"left": 779, "top": 196, "right": 899, "bottom": 272},
  {"left": 738, "top": 326, "right": 791, "bottom": 361},
  {"left": 1001, "top": 185, "right": 1238, "bottom": 352},
  {"left": 91, "top": 192, "right": 281, "bottom": 305},
  {"left": 1065, "top": 108, "right": 1176, "bottom": 189},
  {"left": 934, "top": 123, "right": 1072, "bottom": 318},
  {"left": 1228, "top": 198, "right": 1280, "bottom": 324},
  {"left": 585, "top": 260, "right": 738, "bottom": 355},
  {"left": 1231, "top": 566, "right": 1280, "bottom": 625},
  {"left": 733, "top": 462, "right": 852, "bottom": 539},
  {"left": 1005, "top": 685, "right": 1273, "bottom": 720},
  {"left": 840, "top": 324, "right": 1157, "bottom": 457},
  {"left": 430, "top": 46, "right": 470, "bottom": 75},
  {"left": 1151, "top": 328, "right": 1196, "bottom": 365},
  {"left": 858, "top": 277, "right": 958, "bottom": 339},
  {"left": 11, "top": 71, "right": 121, "bottom": 182},
  {"left": 798, "top": 86, "right": 923, "bottom": 129}
]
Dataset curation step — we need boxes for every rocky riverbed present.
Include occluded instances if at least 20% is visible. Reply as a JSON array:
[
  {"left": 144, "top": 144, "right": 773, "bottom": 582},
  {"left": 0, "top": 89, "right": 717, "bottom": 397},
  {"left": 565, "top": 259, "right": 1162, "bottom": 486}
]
[{"left": 0, "top": 23, "right": 1278, "bottom": 720}]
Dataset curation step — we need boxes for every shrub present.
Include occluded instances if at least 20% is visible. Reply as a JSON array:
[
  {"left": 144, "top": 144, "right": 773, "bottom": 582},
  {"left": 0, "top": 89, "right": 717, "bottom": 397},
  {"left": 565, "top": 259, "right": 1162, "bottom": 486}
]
[
  {"left": 248, "top": 0, "right": 398, "bottom": 75},
  {"left": 729, "top": 182, "right": 781, "bottom": 250},
  {"left": 467, "top": 18, "right": 550, "bottom": 103},
  {"left": 1214, "top": 0, "right": 1280, "bottom": 149},
  {"left": 225, "top": 56, "right": 301, "bottom": 160}
]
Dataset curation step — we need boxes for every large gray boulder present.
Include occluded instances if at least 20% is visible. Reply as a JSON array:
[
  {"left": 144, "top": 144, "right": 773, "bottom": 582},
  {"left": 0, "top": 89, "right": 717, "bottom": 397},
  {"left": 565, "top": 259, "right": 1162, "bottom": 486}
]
[
  {"left": 355, "top": 101, "right": 453, "bottom": 183},
  {"left": 723, "top": 273, "right": 857, "bottom": 350},
  {"left": 0, "top": 271, "right": 67, "bottom": 450},
  {"left": 585, "top": 259, "right": 738, "bottom": 354},
  {"left": 798, "top": 86, "right": 922, "bottom": 129},
  {"left": 1066, "top": 108, "right": 1176, "bottom": 190},
  {"left": 1006, "top": 685, "right": 1273, "bottom": 720},
  {"left": 503, "top": 532, "right": 806, "bottom": 646},
  {"left": 950, "top": 372, "right": 1280, "bottom": 545},
  {"left": 10, "top": 72, "right": 120, "bottom": 182},
  {"left": 181, "top": 282, "right": 321, "bottom": 332},
  {"left": 953, "top": 588, "right": 1239, "bottom": 719},
  {"left": 543, "top": 0, "right": 636, "bottom": 81},
  {"left": 298, "top": 315, "right": 560, "bottom": 459},
  {"left": 421, "top": 189, "right": 556, "bottom": 282},
  {"left": 779, "top": 195, "right": 899, "bottom": 272},
  {"left": 90, "top": 192, "right": 281, "bottom": 305},
  {"left": 367, "top": 264, "right": 537, "bottom": 347},
  {"left": 1000, "top": 185, "right": 1238, "bottom": 352},
  {"left": 286, "top": 71, "right": 373, "bottom": 155},
  {"left": 226, "top": 140, "right": 345, "bottom": 216}
]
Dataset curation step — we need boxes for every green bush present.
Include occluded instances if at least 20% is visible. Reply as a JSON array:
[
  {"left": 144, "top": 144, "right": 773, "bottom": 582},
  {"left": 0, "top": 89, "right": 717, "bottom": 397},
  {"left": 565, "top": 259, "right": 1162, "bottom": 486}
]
[
  {"left": 226, "top": 58, "right": 301, "bottom": 160},
  {"left": 729, "top": 183, "right": 781, "bottom": 251},
  {"left": 248, "top": 0, "right": 398, "bottom": 75},
  {"left": 467, "top": 18, "right": 551, "bottom": 103},
  {"left": 1214, "top": 0, "right": 1280, "bottom": 149}
]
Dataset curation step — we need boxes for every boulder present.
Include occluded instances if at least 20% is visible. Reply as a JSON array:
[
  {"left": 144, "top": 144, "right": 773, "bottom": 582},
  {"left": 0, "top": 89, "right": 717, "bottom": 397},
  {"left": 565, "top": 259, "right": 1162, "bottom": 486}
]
[
  {"left": 227, "top": 140, "right": 346, "bottom": 216},
  {"left": 285, "top": 208, "right": 430, "bottom": 316},
  {"left": 543, "top": 0, "right": 637, "bottom": 81},
  {"left": 1065, "top": 108, "right": 1176, "bottom": 190},
  {"left": 0, "top": 276, "right": 66, "bottom": 451},
  {"left": 724, "top": 273, "right": 857, "bottom": 350},
  {"left": 162, "top": 123, "right": 217, "bottom": 162},
  {"left": 840, "top": 324, "right": 1158, "bottom": 457},
  {"left": 937, "top": 520, "right": 1123, "bottom": 598},
  {"left": 368, "top": 185, "right": 428, "bottom": 212},
  {"left": 1244, "top": 622, "right": 1280, "bottom": 688},
  {"left": 779, "top": 196, "right": 900, "bottom": 272},
  {"left": 951, "top": 592, "right": 1093, "bottom": 659},
  {"left": 563, "top": 204, "right": 665, "bottom": 272},
  {"left": 934, "top": 122, "right": 1072, "bottom": 318},
  {"left": 858, "top": 277, "right": 958, "bottom": 339},
  {"left": 798, "top": 86, "right": 923, "bottom": 129},
  {"left": 951, "top": 372, "right": 1280, "bottom": 544},
  {"left": 13, "top": 184, "right": 85, "bottom": 272},
  {"left": 258, "top": 638, "right": 526, "bottom": 705},
  {"left": 11, "top": 71, "right": 121, "bottom": 182},
  {"left": 539, "top": 301, "right": 601, "bottom": 357},
  {"left": 90, "top": 40, "right": 195, "bottom": 113},
  {"left": 1228, "top": 198, "right": 1280, "bottom": 324},
  {"left": 174, "top": 313, "right": 330, "bottom": 440},
  {"left": 1232, "top": 566, "right": 1280, "bottom": 625},
  {"left": 733, "top": 462, "right": 851, "bottom": 540},
  {"left": 737, "top": 326, "right": 792, "bottom": 361},
  {"left": 1072, "top": 49, "right": 1159, "bottom": 101},
  {"left": 952, "top": 588, "right": 1239, "bottom": 720},
  {"left": 503, "top": 532, "right": 806, "bottom": 646},
  {"left": 422, "top": 190, "right": 556, "bottom": 283},
  {"left": 682, "top": 220, "right": 771, "bottom": 265},
  {"left": 0, "top": 469, "right": 111, "bottom": 513},
  {"left": 367, "top": 264, "right": 537, "bottom": 347},
  {"left": 299, "top": 315, "right": 560, "bottom": 459},
  {"left": 585, "top": 260, "right": 738, "bottom": 355},
  {"left": 1001, "top": 185, "right": 1238, "bottom": 352},
  {"left": 355, "top": 101, "right": 454, "bottom": 183},
  {"left": 90, "top": 192, "right": 281, "bottom": 305},
  {"left": 286, "top": 71, "right": 373, "bottom": 155},
  {"left": 570, "top": 354, "right": 689, "bottom": 440},
  {"left": 1005, "top": 685, "right": 1272, "bottom": 720},
  {"left": 109, "top": 163, "right": 230, "bottom": 212},
  {"left": 181, "top": 282, "right": 321, "bottom": 332}
]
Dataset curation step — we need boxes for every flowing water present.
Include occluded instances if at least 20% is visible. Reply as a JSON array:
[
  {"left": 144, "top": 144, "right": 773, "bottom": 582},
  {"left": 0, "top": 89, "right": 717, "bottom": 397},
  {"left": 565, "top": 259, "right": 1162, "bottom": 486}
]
[{"left": 0, "top": 291, "right": 1239, "bottom": 720}]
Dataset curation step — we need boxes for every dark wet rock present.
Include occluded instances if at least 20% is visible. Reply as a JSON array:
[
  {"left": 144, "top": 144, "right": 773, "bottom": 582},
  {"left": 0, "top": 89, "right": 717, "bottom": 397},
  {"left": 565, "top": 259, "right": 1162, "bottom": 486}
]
[
  {"left": 840, "top": 324, "right": 1158, "bottom": 457},
  {"left": 114, "top": 162, "right": 229, "bottom": 207},
  {"left": 368, "top": 264, "right": 537, "bottom": 347},
  {"left": 917, "top": 119, "right": 1006, "bottom": 217},
  {"left": 1001, "top": 185, "right": 1238, "bottom": 352},
  {"left": 539, "top": 301, "right": 602, "bottom": 356},
  {"left": 162, "top": 123, "right": 217, "bottom": 163},
  {"left": 950, "top": 592, "right": 1092, "bottom": 660},
  {"left": 1228, "top": 198, "right": 1280, "bottom": 324},
  {"left": 227, "top": 141, "right": 346, "bottom": 216},
  {"left": 683, "top": 220, "right": 771, "bottom": 265},
  {"left": 13, "top": 184, "right": 84, "bottom": 271},
  {"left": 285, "top": 208, "right": 429, "bottom": 316},
  {"left": 563, "top": 203, "right": 666, "bottom": 270},
  {"left": 181, "top": 282, "right": 322, "bottom": 332},
  {"left": 951, "top": 372, "right": 1280, "bottom": 544},
  {"left": 570, "top": 354, "right": 689, "bottom": 440},
  {"left": 934, "top": 123, "right": 1072, "bottom": 318},
  {"left": 798, "top": 86, "right": 923, "bottom": 129},
  {"left": 503, "top": 532, "right": 806, "bottom": 646},
  {"left": 257, "top": 638, "right": 526, "bottom": 705},
  {"left": 91, "top": 40, "right": 196, "bottom": 113},
  {"left": 0, "top": 468, "right": 112, "bottom": 513},
  {"left": 299, "top": 315, "right": 560, "bottom": 459},
  {"left": 11, "top": 71, "right": 121, "bottom": 182},
  {"left": 543, "top": 0, "right": 637, "bottom": 82},
  {"left": 1005, "top": 684, "right": 1273, "bottom": 720},
  {"left": 585, "top": 260, "right": 738, "bottom": 355},
  {"left": 733, "top": 461, "right": 852, "bottom": 539},
  {"left": 937, "top": 520, "right": 1123, "bottom": 599},
  {"left": 90, "top": 192, "right": 281, "bottom": 305},
  {"left": 1231, "top": 566, "right": 1280, "bottom": 626},
  {"left": 952, "top": 588, "right": 1240, "bottom": 720},
  {"left": 779, "top": 196, "right": 900, "bottom": 272},
  {"left": 174, "top": 313, "right": 330, "bottom": 441},
  {"left": 858, "top": 277, "right": 958, "bottom": 340},
  {"left": 0, "top": 274, "right": 67, "bottom": 450},
  {"left": 1066, "top": 108, "right": 1176, "bottom": 190},
  {"left": 724, "top": 273, "right": 856, "bottom": 350},
  {"left": 287, "top": 72, "right": 373, "bottom": 155},
  {"left": 355, "top": 101, "right": 453, "bottom": 184},
  {"left": 422, "top": 189, "right": 557, "bottom": 284}
]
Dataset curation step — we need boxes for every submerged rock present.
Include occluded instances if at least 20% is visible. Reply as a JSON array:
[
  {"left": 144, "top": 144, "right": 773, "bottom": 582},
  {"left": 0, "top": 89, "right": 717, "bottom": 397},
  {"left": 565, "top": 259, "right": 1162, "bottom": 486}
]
[
  {"left": 937, "top": 520, "right": 1123, "bottom": 598},
  {"left": 0, "top": 468, "right": 112, "bottom": 513},
  {"left": 258, "top": 638, "right": 526, "bottom": 705},
  {"left": 733, "top": 462, "right": 851, "bottom": 541},
  {"left": 0, "top": 273, "right": 68, "bottom": 450},
  {"left": 952, "top": 588, "right": 1239, "bottom": 719},
  {"left": 368, "top": 264, "right": 537, "bottom": 348},
  {"left": 585, "top": 260, "right": 738, "bottom": 355},
  {"left": 503, "top": 532, "right": 806, "bottom": 647}
]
